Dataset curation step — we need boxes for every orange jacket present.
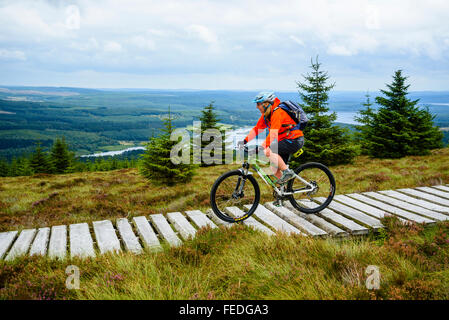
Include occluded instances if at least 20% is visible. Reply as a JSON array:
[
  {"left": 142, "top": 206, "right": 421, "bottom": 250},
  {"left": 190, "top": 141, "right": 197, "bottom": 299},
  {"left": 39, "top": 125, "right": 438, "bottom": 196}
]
[{"left": 244, "top": 97, "right": 303, "bottom": 149}]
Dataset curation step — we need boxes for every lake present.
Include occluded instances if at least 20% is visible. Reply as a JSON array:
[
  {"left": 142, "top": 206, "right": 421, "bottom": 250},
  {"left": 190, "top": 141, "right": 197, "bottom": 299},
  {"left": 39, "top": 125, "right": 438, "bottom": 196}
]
[
  {"left": 80, "top": 111, "right": 362, "bottom": 157},
  {"left": 80, "top": 146, "right": 146, "bottom": 158}
]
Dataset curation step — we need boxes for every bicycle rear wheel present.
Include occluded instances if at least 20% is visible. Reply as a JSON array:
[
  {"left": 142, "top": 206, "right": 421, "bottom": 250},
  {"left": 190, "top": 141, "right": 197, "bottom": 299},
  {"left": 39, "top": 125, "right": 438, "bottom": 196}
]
[
  {"left": 210, "top": 170, "right": 260, "bottom": 223},
  {"left": 287, "top": 162, "right": 335, "bottom": 214}
]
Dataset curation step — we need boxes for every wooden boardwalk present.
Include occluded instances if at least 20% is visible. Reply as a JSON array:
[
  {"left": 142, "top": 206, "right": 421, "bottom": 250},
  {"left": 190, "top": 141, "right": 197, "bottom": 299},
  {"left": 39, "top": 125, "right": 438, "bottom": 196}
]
[{"left": 1, "top": 184, "right": 449, "bottom": 261}]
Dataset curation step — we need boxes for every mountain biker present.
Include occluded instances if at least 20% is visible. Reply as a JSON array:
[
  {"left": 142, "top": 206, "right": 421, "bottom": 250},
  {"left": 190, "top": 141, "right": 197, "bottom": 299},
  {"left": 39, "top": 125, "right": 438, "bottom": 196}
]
[{"left": 238, "top": 91, "right": 305, "bottom": 185}]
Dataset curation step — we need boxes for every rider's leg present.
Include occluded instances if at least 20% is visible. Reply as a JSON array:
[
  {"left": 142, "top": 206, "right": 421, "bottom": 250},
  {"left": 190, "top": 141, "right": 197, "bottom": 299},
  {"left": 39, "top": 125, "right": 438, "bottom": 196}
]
[
  {"left": 264, "top": 147, "right": 287, "bottom": 179},
  {"left": 271, "top": 165, "right": 282, "bottom": 179}
]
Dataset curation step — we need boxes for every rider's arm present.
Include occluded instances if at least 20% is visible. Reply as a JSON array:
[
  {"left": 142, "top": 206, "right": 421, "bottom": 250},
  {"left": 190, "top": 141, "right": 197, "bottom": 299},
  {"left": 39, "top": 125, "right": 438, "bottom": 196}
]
[
  {"left": 244, "top": 115, "right": 267, "bottom": 144},
  {"left": 262, "top": 109, "right": 283, "bottom": 149}
]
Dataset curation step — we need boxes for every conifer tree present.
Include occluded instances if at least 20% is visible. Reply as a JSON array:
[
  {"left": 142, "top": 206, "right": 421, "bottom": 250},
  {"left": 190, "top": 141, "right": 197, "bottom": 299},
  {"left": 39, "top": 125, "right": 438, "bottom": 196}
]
[
  {"left": 124, "top": 159, "right": 130, "bottom": 168},
  {"left": 8, "top": 157, "right": 18, "bottom": 176},
  {"left": 111, "top": 158, "right": 118, "bottom": 170},
  {"left": 354, "top": 92, "right": 375, "bottom": 154},
  {"left": 16, "top": 157, "right": 33, "bottom": 176},
  {"left": 30, "top": 142, "right": 53, "bottom": 174},
  {"left": 88, "top": 160, "right": 95, "bottom": 171},
  {"left": 50, "top": 137, "right": 72, "bottom": 174},
  {"left": 293, "top": 56, "right": 358, "bottom": 166},
  {"left": 195, "top": 101, "right": 228, "bottom": 166},
  {"left": 66, "top": 157, "right": 85, "bottom": 173},
  {"left": 94, "top": 158, "right": 101, "bottom": 171},
  {"left": 201, "top": 102, "right": 220, "bottom": 130},
  {"left": 0, "top": 158, "right": 8, "bottom": 177},
  {"left": 355, "top": 70, "right": 443, "bottom": 158},
  {"left": 99, "top": 158, "right": 107, "bottom": 171},
  {"left": 139, "top": 107, "right": 196, "bottom": 186}
]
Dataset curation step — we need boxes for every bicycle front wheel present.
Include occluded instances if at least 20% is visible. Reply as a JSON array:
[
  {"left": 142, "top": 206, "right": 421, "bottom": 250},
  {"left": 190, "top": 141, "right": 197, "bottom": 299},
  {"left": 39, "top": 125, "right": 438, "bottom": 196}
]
[
  {"left": 287, "top": 162, "right": 336, "bottom": 214},
  {"left": 210, "top": 170, "right": 260, "bottom": 223}
]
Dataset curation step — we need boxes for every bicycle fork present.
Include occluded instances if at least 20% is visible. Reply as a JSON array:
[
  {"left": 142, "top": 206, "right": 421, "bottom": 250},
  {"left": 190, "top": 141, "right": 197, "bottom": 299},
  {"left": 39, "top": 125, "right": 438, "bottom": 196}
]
[{"left": 235, "top": 166, "right": 251, "bottom": 198}]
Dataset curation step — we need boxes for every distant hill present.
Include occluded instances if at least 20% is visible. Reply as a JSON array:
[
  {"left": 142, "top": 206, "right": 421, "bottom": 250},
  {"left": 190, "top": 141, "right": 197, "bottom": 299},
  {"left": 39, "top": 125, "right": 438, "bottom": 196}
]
[{"left": 0, "top": 86, "right": 447, "bottom": 160}]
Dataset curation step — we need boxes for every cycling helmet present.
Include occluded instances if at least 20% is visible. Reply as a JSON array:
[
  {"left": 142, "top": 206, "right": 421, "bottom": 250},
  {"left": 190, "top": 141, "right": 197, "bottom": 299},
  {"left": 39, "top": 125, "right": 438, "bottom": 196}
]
[{"left": 253, "top": 91, "right": 276, "bottom": 104}]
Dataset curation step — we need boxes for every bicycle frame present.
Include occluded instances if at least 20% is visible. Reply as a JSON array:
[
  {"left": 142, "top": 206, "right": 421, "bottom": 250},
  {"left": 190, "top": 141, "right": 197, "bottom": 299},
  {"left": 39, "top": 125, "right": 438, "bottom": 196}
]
[{"left": 240, "top": 153, "right": 316, "bottom": 197}]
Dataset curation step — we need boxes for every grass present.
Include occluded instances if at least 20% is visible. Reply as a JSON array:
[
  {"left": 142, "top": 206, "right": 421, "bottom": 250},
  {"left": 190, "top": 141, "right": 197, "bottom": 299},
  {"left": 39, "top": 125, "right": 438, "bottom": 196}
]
[
  {"left": 0, "top": 148, "right": 448, "bottom": 232},
  {"left": 1, "top": 218, "right": 449, "bottom": 300},
  {"left": 0, "top": 147, "right": 448, "bottom": 299}
]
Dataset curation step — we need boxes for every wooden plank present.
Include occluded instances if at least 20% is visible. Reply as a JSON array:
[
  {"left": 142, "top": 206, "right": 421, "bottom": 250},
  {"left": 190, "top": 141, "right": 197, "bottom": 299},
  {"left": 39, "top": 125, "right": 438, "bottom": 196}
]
[
  {"left": 167, "top": 212, "right": 197, "bottom": 240},
  {"left": 264, "top": 202, "right": 327, "bottom": 237},
  {"left": 347, "top": 193, "right": 434, "bottom": 224},
  {"left": 0, "top": 231, "right": 18, "bottom": 260},
  {"left": 93, "top": 220, "right": 121, "bottom": 254},
  {"left": 225, "top": 207, "right": 275, "bottom": 236},
  {"left": 334, "top": 195, "right": 392, "bottom": 219},
  {"left": 398, "top": 188, "right": 449, "bottom": 207},
  {"left": 416, "top": 186, "right": 449, "bottom": 200},
  {"left": 149, "top": 214, "right": 182, "bottom": 247},
  {"left": 244, "top": 204, "right": 303, "bottom": 235},
  {"left": 48, "top": 225, "right": 67, "bottom": 259},
  {"left": 133, "top": 216, "right": 161, "bottom": 251},
  {"left": 284, "top": 202, "right": 347, "bottom": 237},
  {"left": 364, "top": 192, "right": 449, "bottom": 222},
  {"left": 297, "top": 201, "right": 368, "bottom": 235},
  {"left": 432, "top": 185, "right": 449, "bottom": 193},
  {"left": 69, "top": 223, "right": 95, "bottom": 258},
  {"left": 116, "top": 218, "right": 142, "bottom": 254},
  {"left": 5, "top": 229, "right": 36, "bottom": 261},
  {"left": 29, "top": 227, "right": 50, "bottom": 256},
  {"left": 316, "top": 197, "right": 383, "bottom": 230},
  {"left": 379, "top": 190, "right": 449, "bottom": 214},
  {"left": 185, "top": 210, "right": 217, "bottom": 229},
  {"left": 205, "top": 209, "right": 233, "bottom": 227}
]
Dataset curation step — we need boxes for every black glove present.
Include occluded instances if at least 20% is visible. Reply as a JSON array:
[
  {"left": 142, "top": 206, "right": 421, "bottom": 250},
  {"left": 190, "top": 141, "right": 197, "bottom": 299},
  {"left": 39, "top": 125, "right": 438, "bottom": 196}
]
[
  {"left": 237, "top": 139, "right": 247, "bottom": 149},
  {"left": 247, "top": 145, "right": 264, "bottom": 156},
  {"left": 252, "top": 146, "right": 264, "bottom": 155}
]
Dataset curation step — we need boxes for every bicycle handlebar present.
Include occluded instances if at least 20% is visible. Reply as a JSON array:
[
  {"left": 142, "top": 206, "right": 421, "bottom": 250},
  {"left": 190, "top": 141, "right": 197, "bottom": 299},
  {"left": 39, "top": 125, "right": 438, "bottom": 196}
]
[{"left": 235, "top": 144, "right": 262, "bottom": 157}]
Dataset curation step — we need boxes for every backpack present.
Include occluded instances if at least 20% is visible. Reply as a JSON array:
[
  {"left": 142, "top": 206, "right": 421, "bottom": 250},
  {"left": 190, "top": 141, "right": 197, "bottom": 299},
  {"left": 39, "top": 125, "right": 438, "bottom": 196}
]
[{"left": 275, "top": 100, "right": 309, "bottom": 131}]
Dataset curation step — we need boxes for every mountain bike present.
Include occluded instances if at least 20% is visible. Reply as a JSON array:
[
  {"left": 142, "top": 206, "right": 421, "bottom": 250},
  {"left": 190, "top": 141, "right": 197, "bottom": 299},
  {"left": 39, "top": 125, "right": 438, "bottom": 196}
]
[{"left": 210, "top": 145, "right": 336, "bottom": 223}]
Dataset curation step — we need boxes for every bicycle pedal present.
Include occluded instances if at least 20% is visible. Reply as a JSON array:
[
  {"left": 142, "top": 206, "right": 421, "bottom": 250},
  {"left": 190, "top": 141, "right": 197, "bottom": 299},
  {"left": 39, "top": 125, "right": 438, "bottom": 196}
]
[{"left": 272, "top": 200, "right": 284, "bottom": 207}]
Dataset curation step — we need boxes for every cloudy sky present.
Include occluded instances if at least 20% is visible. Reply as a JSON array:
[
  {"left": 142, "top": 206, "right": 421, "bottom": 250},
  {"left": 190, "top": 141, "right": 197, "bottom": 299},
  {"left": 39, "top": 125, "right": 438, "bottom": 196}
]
[{"left": 1, "top": 0, "right": 449, "bottom": 91}]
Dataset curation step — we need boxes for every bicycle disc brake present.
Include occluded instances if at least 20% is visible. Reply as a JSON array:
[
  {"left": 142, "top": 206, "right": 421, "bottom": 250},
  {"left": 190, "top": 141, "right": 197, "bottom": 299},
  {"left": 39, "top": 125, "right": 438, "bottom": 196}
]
[
  {"left": 306, "top": 181, "right": 319, "bottom": 196},
  {"left": 232, "top": 176, "right": 246, "bottom": 199}
]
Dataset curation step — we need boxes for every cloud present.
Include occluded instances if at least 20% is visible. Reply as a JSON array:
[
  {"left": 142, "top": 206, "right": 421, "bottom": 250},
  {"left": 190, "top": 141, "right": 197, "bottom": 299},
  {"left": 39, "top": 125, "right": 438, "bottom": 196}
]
[
  {"left": 69, "top": 38, "right": 99, "bottom": 52},
  {"left": 365, "top": 4, "right": 380, "bottom": 30},
  {"left": 326, "top": 33, "right": 379, "bottom": 56},
  {"left": 1, "top": 0, "right": 449, "bottom": 89},
  {"left": 65, "top": 5, "right": 81, "bottom": 30},
  {"left": 0, "top": 49, "right": 26, "bottom": 61},
  {"left": 187, "top": 24, "right": 218, "bottom": 45},
  {"left": 129, "top": 36, "right": 155, "bottom": 51},
  {"left": 289, "top": 36, "right": 304, "bottom": 46},
  {"left": 327, "top": 44, "right": 353, "bottom": 56},
  {"left": 0, "top": 2, "right": 69, "bottom": 39},
  {"left": 103, "top": 41, "right": 122, "bottom": 53}
]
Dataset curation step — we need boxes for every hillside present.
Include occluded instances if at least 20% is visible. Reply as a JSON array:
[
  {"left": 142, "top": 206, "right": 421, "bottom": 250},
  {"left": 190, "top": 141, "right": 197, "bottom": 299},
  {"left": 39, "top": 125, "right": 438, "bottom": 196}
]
[
  {"left": 0, "top": 147, "right": 448, "bottom": 232},
  {"left": 1, "top": 87, "right": 449, "bottom": 160},
  {"left": 1, "top": 148, "right": 449, "bottom": 300}
]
